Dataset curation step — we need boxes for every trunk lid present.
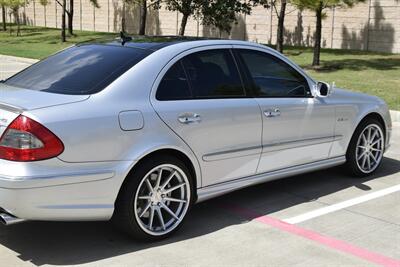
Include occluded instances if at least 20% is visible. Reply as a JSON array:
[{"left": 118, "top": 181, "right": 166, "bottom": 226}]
[{"left": 0, "top": 83, "right": 89, "bottom": 112}]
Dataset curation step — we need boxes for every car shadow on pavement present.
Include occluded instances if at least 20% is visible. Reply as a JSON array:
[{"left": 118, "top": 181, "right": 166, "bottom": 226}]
[{"left": 0, "top": 157, "right": 399, "bottom": 266}]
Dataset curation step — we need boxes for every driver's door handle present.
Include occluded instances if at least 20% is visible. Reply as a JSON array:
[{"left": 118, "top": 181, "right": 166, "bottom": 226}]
[{"left": 264, "top": 108, "right": 281, "bottom": 118}]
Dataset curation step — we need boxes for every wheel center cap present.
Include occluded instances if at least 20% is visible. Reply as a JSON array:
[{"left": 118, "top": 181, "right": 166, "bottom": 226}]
[{"left": 151, "top": 191, "right": 162, "bottom": 204}]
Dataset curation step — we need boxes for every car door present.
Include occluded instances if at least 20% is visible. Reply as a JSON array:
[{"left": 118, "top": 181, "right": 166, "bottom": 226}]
[
  {"left": 151, "top": 47, "right": 263, "bottom": 186},
  {"left": 233, "top": 47, "right": 336, "bottom": 174}
]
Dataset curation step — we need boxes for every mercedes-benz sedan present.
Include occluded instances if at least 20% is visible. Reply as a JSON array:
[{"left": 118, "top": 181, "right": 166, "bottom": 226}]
[{"left": 0, "top": 37, "right": 392, "bottom": 240}]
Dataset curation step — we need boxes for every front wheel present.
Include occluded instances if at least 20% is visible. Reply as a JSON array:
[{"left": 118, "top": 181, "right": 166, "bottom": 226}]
[
  {"left": 346, "top": 119, "right": 385, "bottom": 177},
  {"left": 113, "top": 156, "right": 193, "bottom": 241}
]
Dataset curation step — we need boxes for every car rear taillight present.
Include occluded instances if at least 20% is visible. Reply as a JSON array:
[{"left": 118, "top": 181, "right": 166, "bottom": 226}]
[{"left": 0, "top": 115, "right": 64, "bottom": 161}]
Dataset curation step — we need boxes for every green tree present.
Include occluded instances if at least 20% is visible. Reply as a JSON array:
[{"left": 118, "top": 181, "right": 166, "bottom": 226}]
[
  {"left": 0, "top": 0, "right": 6, "bottom": 31},
  {"left": 138, "top": 0, "right": 147, "bottom": 35},
  {"left": 5, "top": 0, "right": 25, "bottom": 36},
  {"left": 122, "top": 0, "right": 157, "bottom": 35},
  {"left": 201, "top": 0, "right": 252, "bottom": 35},
  {"left": 272, "top": 0, "right": 288, "bottom": 53},
  {"left": 50, "top": 0, "right": 98, "bottom": 41},
  {"left": 291, "top": 0, "right": 365, "bottom": 66},
  {"left": 65, "top": 0, "right": 99, "bottom": 35},
  {"left": 151, "top": 0, "right": 252, "bottom": 36},
  {"left": 246, "top": 0, "right": 293, "bottom": 53}
]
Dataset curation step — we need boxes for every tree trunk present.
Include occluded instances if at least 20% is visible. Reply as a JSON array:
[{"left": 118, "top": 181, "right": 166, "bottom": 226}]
[
  {"left": 179, "top": 13, "right": 189, "bottom": 36},
  {"left": 9, "top": 12, "right": 11, "bottom": 35},
  {"left": 139, "top": 0, "right": 147, "bottom": 35},
  {"left": 1, "top": 5, "right": 6, "bottom": 31},
  {"left": 121, "top": 2, "right": 126, "bottom": 33},
  {"left": 61, "top": 0, "right": 66, "bottom": 42},
  {"left": 68, "top": 0, "right": 74, "bottom": 35},
  {"left": 15, "top": 10, "right": 20, "bottom": 36},
  {"left": 312, "top": 4, "right": 323, "bottom": 66},
  {"left": 276, "top": 0, "right": 287, "bottom": 53}
]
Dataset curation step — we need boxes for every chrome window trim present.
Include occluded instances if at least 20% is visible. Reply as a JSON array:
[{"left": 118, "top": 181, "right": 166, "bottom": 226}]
[
  {"left": 150, "top": 44, "right": 253, "bottom": 102},
  {"left": 155, "top": 48, "right": 249, "bottom": 101},
  {"left": 231, "top": 44, "right": 318, "bottom": 97},
  {"left": 233, "top": 48, "right": 313, "bottom": 98}
]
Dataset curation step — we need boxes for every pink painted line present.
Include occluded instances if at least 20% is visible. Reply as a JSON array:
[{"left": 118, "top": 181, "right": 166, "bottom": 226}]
[{"left": 222, "top": 204, "right": 400, "bottom": 267}]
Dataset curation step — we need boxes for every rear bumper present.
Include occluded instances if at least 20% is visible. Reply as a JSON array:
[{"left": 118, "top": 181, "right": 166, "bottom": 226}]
[{"left": 0, "top": 159, "right": 135, "bottom": 221}]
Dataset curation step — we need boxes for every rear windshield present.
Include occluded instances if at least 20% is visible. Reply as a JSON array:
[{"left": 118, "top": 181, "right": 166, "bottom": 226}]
[{"left": 5, "top": 44, "right": 151, "bottom": 95}]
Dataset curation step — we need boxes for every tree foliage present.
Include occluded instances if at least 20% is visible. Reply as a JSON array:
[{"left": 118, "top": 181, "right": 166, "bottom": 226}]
[
  {"left": 0, "top": 0, "right": 8, "bottom": 31},
  {"left": 291, "top": 0, "right": 361, "bottom": 10},
  {"left": 2, "top": 0, "right": 25, "bottom": 35},
  {"left": 201, "top": 0, "right": 252, "bottom": 34},
  {"left": 151, "top": 0, "right": 253, "bottom": 36},
  {"left": 42, "top": 0, "right": 99, "bottom": 41}
]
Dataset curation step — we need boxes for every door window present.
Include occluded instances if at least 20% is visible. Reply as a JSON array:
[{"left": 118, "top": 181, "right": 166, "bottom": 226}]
[
  {"left": 238, "top": 50, "right": 311, "bottom": 97},
  {"left": 183, "top": 49, "right": 245, "bottom": 98},
  {"left": 156, "top": 61, "right": 192, "bottom": 101}
]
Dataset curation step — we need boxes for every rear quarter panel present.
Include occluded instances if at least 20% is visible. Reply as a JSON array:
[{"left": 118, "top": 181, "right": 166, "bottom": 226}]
[{"left": 24, "top": 48, "right": 203, "bottom": 188}]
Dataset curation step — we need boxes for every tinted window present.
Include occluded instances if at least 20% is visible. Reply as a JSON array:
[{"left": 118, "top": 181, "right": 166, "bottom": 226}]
[
  {"left": 156, "top": 61, "right": 192, "bottom": 100},
  {"left": 5, "top": 45, "right": 150, "bottom": 95},
  {"left": 238, "top": 50, "right": 311, "bottom": 97},
  {"left": 183, "top": 50, "right": 245, "bottom": 98}
]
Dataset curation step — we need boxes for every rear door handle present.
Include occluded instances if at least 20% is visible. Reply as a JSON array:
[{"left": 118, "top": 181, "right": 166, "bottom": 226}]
[
  {"left": 264, "top": 108, "right": 281, "bottom": 118},
  {"left": 178, "top": 113, "right": 201, "bottom": 124}
]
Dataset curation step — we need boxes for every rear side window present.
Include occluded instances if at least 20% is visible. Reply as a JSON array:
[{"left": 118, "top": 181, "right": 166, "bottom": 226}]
[
  {"left": 5, "top": 45, "right": 150, "bottom": 95},
  {"left": 238, "top": 50, "right": 311, "bottom": 97},
  {"left": 184, "top": 49, "right": 245, "bottom": 98},
  {"left": 156, "top": 61, "right": 192, "bottom": 101}
]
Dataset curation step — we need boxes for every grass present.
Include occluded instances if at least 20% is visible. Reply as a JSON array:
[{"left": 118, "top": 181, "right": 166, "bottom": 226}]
[
  {"left": 284, "top": 47, "right": 400, "bottom": 111},
  {"left": 1, "top": 25, "right": 399, "bottom": 110},
  {"left": 0, "top": 25, "right": 115, "bottom": 59}
]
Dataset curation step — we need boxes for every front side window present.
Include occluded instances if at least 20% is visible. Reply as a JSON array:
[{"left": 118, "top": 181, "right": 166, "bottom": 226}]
[
  {"left": 5, "top": 45, "right": 150, "bottom": 95},
  {"left": 183, "top": 49, "right": 245, "bottom": 98},
  {"left": 238, "top": 50, "right": 311, "bottom": 97}
]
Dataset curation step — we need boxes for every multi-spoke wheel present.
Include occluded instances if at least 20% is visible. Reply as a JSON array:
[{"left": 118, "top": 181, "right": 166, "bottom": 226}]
[
  {"left": 113, "top": 155, "right": 193, "bottom": 240},
  {"left": 134, "top": 164, "right": 190, "bottom": 236},
  {"left": 346, "top": 119, "right": 385, "bottom": 177}
]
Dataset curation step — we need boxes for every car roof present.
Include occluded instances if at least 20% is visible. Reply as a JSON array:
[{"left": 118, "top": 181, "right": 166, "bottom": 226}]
[
  {"left": 76, "top": 35, "right": 220, "bottom": 51},
  {"left": 76, "top": 35, "right": 262, "bottom": 52}
]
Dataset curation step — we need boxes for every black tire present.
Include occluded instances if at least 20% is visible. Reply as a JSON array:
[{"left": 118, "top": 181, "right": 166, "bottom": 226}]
[
  {"left": 345, "top": 118, "right": 385, "bottom": 177},
  {"left": 112, "top": 155, "right": 193, "bottom": 241}
]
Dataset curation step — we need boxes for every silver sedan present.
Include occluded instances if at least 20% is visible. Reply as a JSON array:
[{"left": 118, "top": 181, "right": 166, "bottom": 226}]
[{"left": 0, "top": 37, "right": 392, "bottom": 240}]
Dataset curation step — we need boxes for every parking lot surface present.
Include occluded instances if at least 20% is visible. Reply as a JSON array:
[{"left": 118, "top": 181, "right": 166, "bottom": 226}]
[
  {"left": 0, "top": 58, "right": 399, "bottom": 267},
  {"left": 0, "top": 55, "right": 38, "bottom": 80}
]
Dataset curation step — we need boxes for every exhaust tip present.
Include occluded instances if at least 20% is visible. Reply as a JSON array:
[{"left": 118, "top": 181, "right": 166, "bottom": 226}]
[{"left": 0, "top": 213, "right": 26, "bottom": 226}]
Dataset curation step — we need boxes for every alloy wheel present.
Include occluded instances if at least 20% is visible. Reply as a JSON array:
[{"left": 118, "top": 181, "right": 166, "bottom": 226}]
[
  {"left": 134, "top": 164, "right": 191, "bottom": 236},
  {"left": 355, "top": 124, "right": 384, "bottom": 174}
]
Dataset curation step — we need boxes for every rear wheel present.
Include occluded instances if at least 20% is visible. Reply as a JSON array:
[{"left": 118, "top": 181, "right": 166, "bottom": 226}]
[
  {"left": 346, "top": 119, "right": 385, "bottom": 177},
  {"left": 113, "top": 155, "right": 192, "bottom": 241}
]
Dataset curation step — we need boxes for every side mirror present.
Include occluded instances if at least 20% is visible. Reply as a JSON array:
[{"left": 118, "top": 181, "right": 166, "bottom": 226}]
[{"left": 317, "top": 81, "right": 331, "bottom": 97}]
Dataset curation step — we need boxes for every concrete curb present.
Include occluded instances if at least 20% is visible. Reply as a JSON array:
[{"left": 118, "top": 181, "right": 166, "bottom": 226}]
[
  {"left": 0, "top": 54, "right": 38, "bottom": 64},
  {"left": 391, "top": 110, "right": 400, "bottom": 123}
]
